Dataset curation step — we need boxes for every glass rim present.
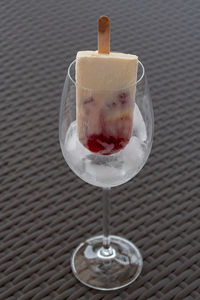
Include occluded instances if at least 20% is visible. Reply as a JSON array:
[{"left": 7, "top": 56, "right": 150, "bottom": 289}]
[{"left": 67, "top": 58, "right": 145, "bottom": 91}]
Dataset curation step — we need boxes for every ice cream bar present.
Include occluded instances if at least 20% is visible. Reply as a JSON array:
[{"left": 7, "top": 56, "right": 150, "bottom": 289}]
[{"left": 75, "top": 17, "right": 138, "bottom": 155}]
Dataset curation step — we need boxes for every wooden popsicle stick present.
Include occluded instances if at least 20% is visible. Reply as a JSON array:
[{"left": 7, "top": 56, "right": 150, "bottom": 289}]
[{"left": 98, "top": 16, "right": 110, "bottom": 54}]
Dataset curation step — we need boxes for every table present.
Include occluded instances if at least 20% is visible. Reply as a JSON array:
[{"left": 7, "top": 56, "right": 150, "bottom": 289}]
[{"left": 0, "top": 0, "right": 200, "bottom": 299}]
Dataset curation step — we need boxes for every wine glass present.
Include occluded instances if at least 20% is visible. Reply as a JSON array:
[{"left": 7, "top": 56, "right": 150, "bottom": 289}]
[{"left": 59, "top": 59, "right": 154, "bottom": 290}]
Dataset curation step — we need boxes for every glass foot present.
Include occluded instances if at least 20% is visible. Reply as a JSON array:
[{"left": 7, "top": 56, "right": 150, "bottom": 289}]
[{"left": 71, "top": 235, "right": 143, "bottom": 291}]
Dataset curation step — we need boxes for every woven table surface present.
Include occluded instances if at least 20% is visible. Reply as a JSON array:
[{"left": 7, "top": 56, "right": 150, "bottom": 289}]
[{"left": 0, "top": 0, "right": 200, "bottom": 299}]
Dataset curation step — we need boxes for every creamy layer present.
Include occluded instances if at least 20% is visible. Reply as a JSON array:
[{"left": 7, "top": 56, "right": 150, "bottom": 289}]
[{"left": 76, "top": 51, "right": 138, "bottom": 90}]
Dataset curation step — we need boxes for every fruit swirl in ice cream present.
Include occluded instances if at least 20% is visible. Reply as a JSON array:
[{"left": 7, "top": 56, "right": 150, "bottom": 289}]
[{"left": 76, "top": 51, "right": 138, "bottom": 155}]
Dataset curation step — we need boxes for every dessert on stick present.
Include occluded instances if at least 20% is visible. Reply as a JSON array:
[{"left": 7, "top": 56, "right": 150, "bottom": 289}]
[{"left": 76, "top": 16, "right": 138, "bottom": 155}]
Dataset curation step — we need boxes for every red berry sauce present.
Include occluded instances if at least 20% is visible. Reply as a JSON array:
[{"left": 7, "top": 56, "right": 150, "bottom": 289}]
[
  {"left": 118, "top": 92, "right": 129, "bottom": 104},
  {"left": 86, "top": 133, "right": 129, "bottom": 155}
]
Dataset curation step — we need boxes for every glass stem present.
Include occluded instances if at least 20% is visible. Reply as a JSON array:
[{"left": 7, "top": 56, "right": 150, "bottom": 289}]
[{"left": 102, "top": 188, "right": 112, "bottom": 253}]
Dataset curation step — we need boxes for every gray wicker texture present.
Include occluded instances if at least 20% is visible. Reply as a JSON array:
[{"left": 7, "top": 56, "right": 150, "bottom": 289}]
[{"left": 0, "top": 0, "right": 200, "bottom": 299}]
